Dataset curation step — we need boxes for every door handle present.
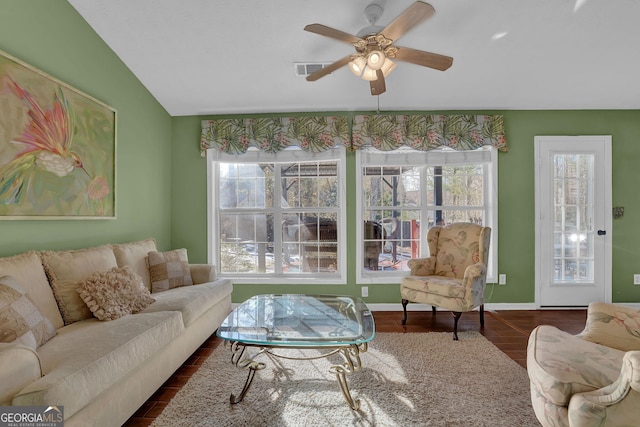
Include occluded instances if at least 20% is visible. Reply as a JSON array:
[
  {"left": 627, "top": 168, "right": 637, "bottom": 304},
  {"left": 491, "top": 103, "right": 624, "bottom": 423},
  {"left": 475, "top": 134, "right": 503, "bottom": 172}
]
[{"left": 597, "top": 230, "right": 606, "bottom": 236}]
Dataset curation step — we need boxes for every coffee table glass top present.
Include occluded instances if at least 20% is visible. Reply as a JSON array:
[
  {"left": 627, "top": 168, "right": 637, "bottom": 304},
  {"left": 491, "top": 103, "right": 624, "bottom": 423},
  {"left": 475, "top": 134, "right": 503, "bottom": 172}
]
[{"left": 217, "top": 294, "right": 375, "bottom": 347}]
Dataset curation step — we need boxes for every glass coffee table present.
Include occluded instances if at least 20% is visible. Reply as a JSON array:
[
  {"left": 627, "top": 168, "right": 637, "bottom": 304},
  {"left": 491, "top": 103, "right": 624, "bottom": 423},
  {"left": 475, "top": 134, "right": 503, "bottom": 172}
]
[{"left": 216, "top": 294, "right": 375, "bottom": 410}]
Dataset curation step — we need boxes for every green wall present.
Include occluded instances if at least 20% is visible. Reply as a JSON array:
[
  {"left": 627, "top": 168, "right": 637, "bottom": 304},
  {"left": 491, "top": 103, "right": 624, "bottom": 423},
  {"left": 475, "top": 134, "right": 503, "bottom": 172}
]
[
  {"left": 172, "top": 111, "right": 640, "bottom": 305},
  {"left": 4, "top": 2, "right": 638, "bottom": 306},
  {"left": 0, "top": 1, "right": 173, "bottom": 255}
]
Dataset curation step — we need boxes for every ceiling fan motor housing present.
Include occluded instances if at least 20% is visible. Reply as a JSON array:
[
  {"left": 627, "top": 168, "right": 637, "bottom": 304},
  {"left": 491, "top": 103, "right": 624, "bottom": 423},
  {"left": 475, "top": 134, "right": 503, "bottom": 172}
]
[
  {"left": 357, "top": 1, "right": 385, "bottom": 37},
  {"left": 364, "top": 2, "right": 383, "bottom": 25},
  {"left": 353, "top": 34, "right": 397, "bottom": 63}
]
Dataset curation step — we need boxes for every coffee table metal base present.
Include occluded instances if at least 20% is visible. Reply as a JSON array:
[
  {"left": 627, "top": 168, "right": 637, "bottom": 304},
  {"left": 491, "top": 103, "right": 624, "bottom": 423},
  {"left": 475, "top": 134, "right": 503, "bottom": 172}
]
[{"left": 225, "top": 340, "right": 369, "bottom": 410}]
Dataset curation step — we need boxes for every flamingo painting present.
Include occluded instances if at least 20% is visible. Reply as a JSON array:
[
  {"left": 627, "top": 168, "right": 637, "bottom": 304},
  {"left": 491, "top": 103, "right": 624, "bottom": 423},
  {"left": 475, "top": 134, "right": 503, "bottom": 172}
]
[{"left": 0, "top": 51, "right": 115, "bottom": 217}]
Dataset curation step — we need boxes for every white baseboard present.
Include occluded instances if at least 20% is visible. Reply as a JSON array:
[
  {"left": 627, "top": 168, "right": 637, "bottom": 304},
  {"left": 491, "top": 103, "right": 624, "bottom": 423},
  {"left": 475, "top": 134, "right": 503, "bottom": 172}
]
[
  {"left": 368, "top": 302, "right": 640, "bottom": 311},
  {"left": 368, "top": 303, "right": 537, "bottom": 311},
  {"left": 613, "top": 302, "right": 640, "bottom": 309},
  {"left": 233, "top": 301, "right": 640, "bottom": 311}
]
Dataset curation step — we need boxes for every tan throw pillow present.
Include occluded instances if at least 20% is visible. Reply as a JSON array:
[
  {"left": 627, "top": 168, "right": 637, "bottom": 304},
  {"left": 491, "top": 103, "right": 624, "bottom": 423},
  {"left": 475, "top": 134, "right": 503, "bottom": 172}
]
[
  {"left": 148, "top": 249, "right": 193, "bottom": 293},
  {"left": 77, "top": 266, "right": 155, "bottom": 321},
  {"left": 0, "top": 275, "right": 56, "bottom": 350},
  {"left": 41, "top": 245, "right": 118, "bottom": 325},
  {"left": 0, "top": 251, "right": 64, "bottom": 329},
  {"left": 112, "top": 238, "right": 157, "bottom": 291}
]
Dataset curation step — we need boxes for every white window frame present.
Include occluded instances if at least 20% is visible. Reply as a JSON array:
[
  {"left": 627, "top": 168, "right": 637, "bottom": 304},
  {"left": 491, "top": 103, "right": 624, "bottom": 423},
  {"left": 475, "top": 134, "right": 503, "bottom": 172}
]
[
  {"left": 356, "top": 146, "right": 498, "bottom": 284},
  {"left": 207, "top": 146, "right": 347, "bottom": 285}
]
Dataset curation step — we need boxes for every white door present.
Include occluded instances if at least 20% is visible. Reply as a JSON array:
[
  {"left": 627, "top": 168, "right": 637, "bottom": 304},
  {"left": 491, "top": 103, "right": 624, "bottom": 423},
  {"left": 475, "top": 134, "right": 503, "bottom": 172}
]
[{"left": 535, "top": 136, "right": 612, "bottom": 307}]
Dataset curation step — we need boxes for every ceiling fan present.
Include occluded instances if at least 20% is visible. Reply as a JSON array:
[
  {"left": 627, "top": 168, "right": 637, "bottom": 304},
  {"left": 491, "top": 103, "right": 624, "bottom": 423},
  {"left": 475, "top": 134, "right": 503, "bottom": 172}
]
[{"left": 304, "top": 1, "right": 453, "bottom": 96}]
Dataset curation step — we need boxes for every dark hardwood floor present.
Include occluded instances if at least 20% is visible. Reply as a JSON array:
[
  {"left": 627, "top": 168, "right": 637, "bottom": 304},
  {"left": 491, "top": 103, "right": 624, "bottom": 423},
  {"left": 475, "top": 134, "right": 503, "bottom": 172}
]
[{"left": 123, "top": 308, "right": 587, "bottom": 426}]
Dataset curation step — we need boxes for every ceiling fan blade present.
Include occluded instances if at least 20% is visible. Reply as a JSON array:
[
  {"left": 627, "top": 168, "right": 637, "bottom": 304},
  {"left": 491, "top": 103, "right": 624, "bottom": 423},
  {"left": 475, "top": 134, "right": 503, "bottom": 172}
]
[
  {"left": 304, "top": 24, "right": 363, "bottom": 44},
  {"left": 380, "top": 1, "right": 435, "bottom": 42},
  {"left": 370, "top": 70, "right": 386, "bottom": 96},
  {"left": 394, "top": 46, "right": 453, "bottom": 71},
  {"left": 306, "top": 55, "right": 353, "bottom": 82}
]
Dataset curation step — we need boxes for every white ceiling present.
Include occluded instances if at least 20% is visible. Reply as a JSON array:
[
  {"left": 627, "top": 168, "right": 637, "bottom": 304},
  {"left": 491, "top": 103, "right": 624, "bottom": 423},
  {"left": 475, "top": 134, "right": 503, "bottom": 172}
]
[{"left": 68, "top": 0, "right": 640, "bottom": 116}]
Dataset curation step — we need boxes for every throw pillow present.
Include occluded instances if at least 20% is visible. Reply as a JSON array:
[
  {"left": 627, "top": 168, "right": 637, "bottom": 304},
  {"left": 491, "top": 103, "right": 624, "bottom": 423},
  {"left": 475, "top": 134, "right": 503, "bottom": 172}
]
[
  {"left": 112, "top": 238, "right": 158, "bottom": 291},
  {"left": 0, "top": 250, "right": 64, "bottom": 329},
  {"left": 77, "top": 266, "right": 155, "bottom": 321},
  {"left": 147, "top": 249, "right": 193, "bottom": 293},
  {"left": 0, "top": 275, "right": 56, "bottom": 350},
  {"left": 40, "top": 245, "right": 118, "bottom": 325}
]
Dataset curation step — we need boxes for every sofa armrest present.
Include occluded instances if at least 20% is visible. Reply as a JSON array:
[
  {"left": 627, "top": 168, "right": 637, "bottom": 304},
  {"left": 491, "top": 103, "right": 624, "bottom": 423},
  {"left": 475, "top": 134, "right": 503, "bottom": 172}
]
[
  {"left": 578, "top": 302, "right": 640, "bottom": 351},
  {"left": 189, "top": 263, "right": 217, "bottom": 284},
  {"left": 568, "top": 351, "right": 640, "bottom": 426},
  {"left": 407, "top": 257, "right": 436, "bottom": 276},
  {"left": 0, "top": 343, "right": 42, "bottom": 405}
]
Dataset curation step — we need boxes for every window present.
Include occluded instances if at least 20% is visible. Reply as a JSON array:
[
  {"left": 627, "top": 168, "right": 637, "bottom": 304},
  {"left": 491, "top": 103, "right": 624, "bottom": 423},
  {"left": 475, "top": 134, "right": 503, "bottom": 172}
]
[
  {"left": 356, "top": 146, "right": 498, "bottom": 284},
  {"left": 207, "top": 147, "right": 346, "bottom": 284}
]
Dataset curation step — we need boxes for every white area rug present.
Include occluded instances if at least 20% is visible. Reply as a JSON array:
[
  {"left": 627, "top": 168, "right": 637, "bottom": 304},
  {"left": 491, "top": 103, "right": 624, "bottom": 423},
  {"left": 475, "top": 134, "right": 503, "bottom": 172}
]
[{"left": 151, "top": 332, "right": 539, "bottom": 426}]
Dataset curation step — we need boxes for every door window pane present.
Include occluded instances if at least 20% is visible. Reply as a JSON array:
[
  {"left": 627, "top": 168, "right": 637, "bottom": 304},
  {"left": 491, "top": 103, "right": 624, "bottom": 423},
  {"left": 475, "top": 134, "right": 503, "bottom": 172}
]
[{"left": 553, "top": 154, "right": 594, "bottom": 283}]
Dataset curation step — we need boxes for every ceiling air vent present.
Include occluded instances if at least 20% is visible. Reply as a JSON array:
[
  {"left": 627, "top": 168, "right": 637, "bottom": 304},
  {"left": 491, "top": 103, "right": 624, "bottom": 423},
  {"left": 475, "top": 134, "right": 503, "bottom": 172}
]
[{"left": 294, "top": 62, "right": 333, "bottom": 77}]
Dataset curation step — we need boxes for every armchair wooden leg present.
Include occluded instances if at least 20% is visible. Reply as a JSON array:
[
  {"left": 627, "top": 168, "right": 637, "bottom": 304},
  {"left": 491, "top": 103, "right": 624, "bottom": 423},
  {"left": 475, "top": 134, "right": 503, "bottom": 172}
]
[
  {"left": 401, "top": 299, "right": 409, "bottom": 325},
  {"left": 452, "top": 312, "right": 462, "bottom": 341},
  {"left": 479, "top": 304, "right": 485, "bottom": 327},
  {"left": 432, "top": 306, "right": 436, "bottom": 315}
]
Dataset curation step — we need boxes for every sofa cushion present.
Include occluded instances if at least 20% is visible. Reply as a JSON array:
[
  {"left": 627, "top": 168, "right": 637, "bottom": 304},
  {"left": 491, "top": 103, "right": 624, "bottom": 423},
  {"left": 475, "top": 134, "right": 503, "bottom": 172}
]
[
  {"left": 112, "top": 238, "right": 157, "bottom": 291},
  {"left": 0, "top": 276, "right": 56, "bottom": 349},
  {"left": 141, "top": 278, "right": 232, "bottom": 326},
  {"left": 148, "top": 249, "right": 193, "bottom": 293},
  {"left": 13, "top": 311, "right": 183, "bottom": 419},
  {"left": 0, "top": 251, "right": 63, "bottom": 329},
  {"left": 41, "top": 245, "right": 118, "bottom": 325},
  {"left": 77, "top": 267, "right": 155, "bottom": 321},
  {"left": 401, "top": 275, "right": 466, "bottom": 298},
  {"left": 527, "top": 324, "right": 624, "bottom": 407}
]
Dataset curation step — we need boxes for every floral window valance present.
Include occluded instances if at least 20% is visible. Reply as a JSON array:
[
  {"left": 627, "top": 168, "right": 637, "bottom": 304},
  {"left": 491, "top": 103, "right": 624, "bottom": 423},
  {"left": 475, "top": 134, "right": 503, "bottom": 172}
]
[
  {"left": 351, "top": 114, "right": 507, "bottom": 152},
  {"left": 200, "top": 116, "right": 349, "bottom": 155},
  {"left": 201, "top": 114, "right": 507, "bottom": 155}
]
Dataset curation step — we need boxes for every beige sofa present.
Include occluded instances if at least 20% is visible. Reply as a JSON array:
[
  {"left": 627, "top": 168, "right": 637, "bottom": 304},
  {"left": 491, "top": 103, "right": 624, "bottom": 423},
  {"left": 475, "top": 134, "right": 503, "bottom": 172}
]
[
  {"left": 527, "top": 302, "right": 640, "bottom": 426},
  {"left": 0, "top": 238, "right": 232, "bottom": 427}
]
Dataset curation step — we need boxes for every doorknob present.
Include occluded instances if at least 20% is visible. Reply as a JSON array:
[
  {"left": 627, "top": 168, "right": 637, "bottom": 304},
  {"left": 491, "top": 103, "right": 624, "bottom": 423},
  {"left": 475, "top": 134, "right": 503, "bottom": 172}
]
[{"left": 597, "top": 230, "right": 606, "bottom": 236}]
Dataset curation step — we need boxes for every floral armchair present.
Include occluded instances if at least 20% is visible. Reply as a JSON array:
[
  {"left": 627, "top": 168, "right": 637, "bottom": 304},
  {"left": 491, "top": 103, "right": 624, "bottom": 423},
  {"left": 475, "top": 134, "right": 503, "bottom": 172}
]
[
  {"left": 400, "top": 222, "right": 491, "bottom": 340},
  {"left": 527, "top": 302, "right": 640, "bottom": 427}
]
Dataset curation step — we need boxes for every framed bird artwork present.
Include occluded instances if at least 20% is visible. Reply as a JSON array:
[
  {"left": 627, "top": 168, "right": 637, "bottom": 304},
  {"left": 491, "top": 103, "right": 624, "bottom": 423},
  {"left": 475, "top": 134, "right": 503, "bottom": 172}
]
[{"left": 0, "top": 49, "right": 116, "bottom": 219}]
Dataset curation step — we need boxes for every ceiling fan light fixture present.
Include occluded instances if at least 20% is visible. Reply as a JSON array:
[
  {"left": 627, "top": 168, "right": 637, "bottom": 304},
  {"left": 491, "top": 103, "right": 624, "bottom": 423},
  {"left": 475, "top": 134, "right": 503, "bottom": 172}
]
[
  {"left": 361, "top": 58, "right": 396, "bottom": 82},
  {"left": 366, "top": 49, "right": 385, "bottom": 70},
  {"left": 360, "top": 66, "right": 378, "bottom": 81},
  {"left": 381, "top": 58, "right": 397, "bottom": 77},
  {"left": 348, "top": 56, "right": 367, "bottom": 77}
]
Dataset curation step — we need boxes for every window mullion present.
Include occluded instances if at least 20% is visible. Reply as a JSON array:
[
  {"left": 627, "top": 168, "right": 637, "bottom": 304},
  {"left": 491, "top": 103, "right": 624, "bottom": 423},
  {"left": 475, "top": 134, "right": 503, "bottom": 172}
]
[
  {"left": 420, "top": 166, "right": 429, "bottom": 257},
  {"left": 273, "top": 164, "right": 283, "bottom": 275}
]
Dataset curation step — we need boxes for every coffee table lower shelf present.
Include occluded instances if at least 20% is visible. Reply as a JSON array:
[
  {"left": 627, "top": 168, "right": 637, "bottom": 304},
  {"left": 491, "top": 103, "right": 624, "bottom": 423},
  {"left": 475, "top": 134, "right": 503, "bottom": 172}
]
[{"left": 224, "top": 340, "right": 369, "bottom": 410}]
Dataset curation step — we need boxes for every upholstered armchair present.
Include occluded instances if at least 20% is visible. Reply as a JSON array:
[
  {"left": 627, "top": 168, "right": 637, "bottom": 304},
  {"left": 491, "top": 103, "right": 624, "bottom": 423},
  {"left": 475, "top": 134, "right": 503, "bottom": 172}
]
[
  {"left": 527, "top": 302, "right": 640, "bottom": 427},
  {"left": 400, "top": 222, "right": 491, "bottom": 340}
]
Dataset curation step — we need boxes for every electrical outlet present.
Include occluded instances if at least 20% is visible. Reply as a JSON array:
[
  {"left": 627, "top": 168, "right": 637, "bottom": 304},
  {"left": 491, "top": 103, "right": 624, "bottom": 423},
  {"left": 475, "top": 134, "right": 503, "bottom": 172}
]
[
  {"left": 634, "top": 274, "right": 640, "bottom": 285},
  {"left": 361, "top": 286, "right": 369, "bottom": 297},
  {"left": 498, "top": 274, "right": 507, "bottom": 285}
]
